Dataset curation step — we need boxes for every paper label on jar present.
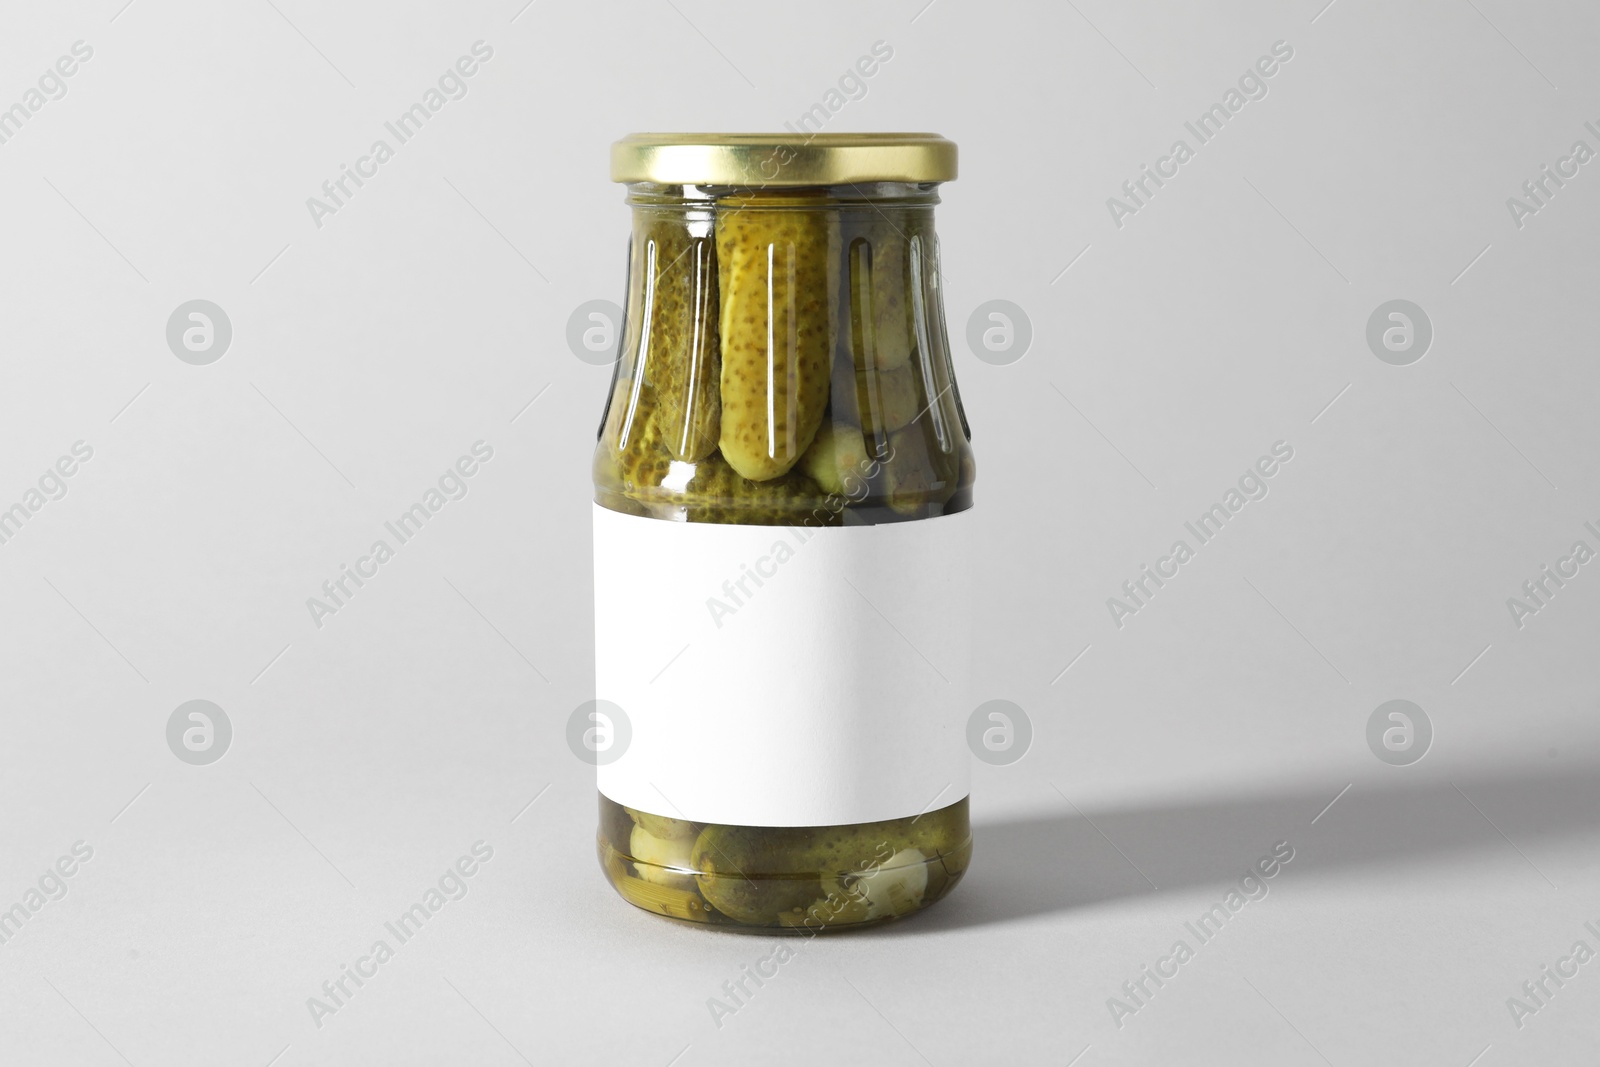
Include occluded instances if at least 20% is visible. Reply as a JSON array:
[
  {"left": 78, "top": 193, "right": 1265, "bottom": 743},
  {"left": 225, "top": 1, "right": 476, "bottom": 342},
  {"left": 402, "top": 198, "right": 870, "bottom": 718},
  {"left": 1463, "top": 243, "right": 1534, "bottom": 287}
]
[{"left": 592, "top": 504, "right": 972, "bottom": 828}]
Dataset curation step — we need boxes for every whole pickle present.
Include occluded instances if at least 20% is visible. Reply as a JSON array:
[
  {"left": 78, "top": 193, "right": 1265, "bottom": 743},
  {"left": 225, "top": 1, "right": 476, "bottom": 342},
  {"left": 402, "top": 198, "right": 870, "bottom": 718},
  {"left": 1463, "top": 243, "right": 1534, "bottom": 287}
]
[
  {"left": 716, "top": 200, "right": 835, "bottom": 481},
  {"left": 638, "top": 215, "right": 721, "bottom": 461}
]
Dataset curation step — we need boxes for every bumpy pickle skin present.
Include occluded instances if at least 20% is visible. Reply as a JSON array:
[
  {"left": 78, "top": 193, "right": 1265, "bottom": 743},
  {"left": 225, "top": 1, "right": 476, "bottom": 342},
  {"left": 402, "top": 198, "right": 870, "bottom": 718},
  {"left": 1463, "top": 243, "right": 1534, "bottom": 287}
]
[
  {"left": 598, "top": 374, "right": 673, "bottom": 500},
  {"left": 638, "top": 214, "right": 721, "bottom": 462},
  {"left": 595, "top": 382, "right": 836, "bottom": 524},
  {"left": 680, "top": 452, "right": 833, "bottom": 526},
  {"left": 715, "top": 200, "right": 835, "bottom": 482}
]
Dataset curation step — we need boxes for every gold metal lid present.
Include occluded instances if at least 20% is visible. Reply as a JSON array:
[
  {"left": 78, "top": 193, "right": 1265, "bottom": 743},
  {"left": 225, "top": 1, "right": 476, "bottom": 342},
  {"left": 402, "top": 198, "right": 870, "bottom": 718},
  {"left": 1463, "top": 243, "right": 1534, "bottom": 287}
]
[{"left": 610, "top": 133, "right": 957, "bottom": 186}]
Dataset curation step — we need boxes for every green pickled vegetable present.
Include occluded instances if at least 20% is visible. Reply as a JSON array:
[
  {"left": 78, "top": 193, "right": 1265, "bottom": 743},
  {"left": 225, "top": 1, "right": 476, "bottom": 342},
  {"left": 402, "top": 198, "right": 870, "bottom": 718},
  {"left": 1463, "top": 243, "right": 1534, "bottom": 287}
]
[
  {"left": 637, "top": 214, "right": 721, "bottom": 462},
  {"left": 715, "top": 199, "right": 835, "bottom": 482}
]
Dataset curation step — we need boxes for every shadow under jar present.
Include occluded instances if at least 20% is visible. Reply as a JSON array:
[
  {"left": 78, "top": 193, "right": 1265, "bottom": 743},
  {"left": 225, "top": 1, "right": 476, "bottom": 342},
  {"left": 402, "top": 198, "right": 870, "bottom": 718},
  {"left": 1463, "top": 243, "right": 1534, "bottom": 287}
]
[{"left": 592, "top": 134, "right": 975, "bottom": 932}]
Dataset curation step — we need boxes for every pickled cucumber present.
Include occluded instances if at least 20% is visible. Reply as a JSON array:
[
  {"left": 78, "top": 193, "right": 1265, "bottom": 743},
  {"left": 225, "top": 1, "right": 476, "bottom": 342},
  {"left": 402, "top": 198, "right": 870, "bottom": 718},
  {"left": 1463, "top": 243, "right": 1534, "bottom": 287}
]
[
  {"left": 637, "top": 215, "right": 721, "bottom": 462},
  {"left": 715, "top": 200, "right": 835, "bottom": 482}
]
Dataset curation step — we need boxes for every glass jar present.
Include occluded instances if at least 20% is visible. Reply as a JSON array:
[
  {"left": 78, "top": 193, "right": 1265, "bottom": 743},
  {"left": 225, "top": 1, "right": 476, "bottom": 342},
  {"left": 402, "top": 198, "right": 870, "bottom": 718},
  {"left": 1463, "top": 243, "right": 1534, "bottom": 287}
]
[{"left": 592, "top": 134, "right": 975, "bottom": 931}]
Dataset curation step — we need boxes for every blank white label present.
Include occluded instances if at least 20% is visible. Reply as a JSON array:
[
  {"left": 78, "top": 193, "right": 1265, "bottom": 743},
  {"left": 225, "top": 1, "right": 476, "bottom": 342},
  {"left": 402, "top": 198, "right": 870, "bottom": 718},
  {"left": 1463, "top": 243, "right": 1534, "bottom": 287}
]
[{"left": 593, "top": 504, "right": 972, "bottom": 827}]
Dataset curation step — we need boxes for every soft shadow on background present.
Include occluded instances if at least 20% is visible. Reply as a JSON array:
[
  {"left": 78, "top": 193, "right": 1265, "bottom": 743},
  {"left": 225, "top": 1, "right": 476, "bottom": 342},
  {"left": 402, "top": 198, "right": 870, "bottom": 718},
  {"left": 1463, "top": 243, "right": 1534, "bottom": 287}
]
[{"left": 888, "top": 760, "right": 1600, "bottom": 934}]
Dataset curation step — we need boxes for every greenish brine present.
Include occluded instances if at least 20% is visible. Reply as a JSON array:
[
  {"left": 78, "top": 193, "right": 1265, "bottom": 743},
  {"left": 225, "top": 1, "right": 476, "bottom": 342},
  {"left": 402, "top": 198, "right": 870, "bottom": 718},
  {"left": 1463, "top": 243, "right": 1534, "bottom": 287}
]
[{"left": 594, "top": 134, "right": 974, "bottom": 931}]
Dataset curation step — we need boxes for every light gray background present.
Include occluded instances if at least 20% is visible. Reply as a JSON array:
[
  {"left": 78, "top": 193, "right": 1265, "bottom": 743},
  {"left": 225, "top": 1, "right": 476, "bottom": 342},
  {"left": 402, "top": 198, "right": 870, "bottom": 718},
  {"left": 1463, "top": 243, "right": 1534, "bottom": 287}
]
[{"left": 2, "top": 0, "right": 1598, "bottom": 1064}]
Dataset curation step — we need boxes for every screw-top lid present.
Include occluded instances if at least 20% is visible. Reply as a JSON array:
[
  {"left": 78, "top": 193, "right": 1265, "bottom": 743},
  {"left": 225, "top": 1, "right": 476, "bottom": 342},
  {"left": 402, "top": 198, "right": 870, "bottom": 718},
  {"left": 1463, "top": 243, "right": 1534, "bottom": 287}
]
[{"left": 610, "top": 133, "right": 957, "bottom": 186}]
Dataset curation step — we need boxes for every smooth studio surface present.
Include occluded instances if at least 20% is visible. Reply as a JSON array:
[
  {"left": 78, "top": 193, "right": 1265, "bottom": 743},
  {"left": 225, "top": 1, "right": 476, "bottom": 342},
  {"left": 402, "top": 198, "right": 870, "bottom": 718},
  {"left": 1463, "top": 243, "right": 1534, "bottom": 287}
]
[{"left": 2, "top": 1, "right": 1598, "bottom": 1064}]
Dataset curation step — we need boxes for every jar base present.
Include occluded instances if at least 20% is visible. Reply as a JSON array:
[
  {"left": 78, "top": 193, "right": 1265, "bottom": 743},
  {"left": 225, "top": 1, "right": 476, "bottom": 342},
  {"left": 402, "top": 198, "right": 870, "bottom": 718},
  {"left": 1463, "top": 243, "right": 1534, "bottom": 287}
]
[{"left": 597, "top": 794, "right": 972, "bottom": 932}]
